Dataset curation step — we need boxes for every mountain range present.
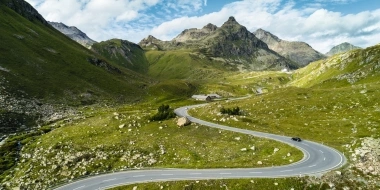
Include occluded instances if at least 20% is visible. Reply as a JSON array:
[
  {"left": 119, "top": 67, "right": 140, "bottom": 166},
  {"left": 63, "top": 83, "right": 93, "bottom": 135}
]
[{"left": 139, "top": 16, "right": 299, "bottom": 71}]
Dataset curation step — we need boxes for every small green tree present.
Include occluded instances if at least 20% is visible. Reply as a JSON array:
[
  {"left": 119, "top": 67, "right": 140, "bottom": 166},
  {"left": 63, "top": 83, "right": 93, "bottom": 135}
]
[{"left": 150, "top": 104, "right": 176, "bottom": 121}]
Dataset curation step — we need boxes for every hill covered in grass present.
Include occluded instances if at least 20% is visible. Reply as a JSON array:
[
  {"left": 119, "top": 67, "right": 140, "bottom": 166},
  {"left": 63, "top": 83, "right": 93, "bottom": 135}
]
[
  {"left": 0, "top": 0, "right": 152, "bottom": 134},
  {"left": 289, "top": 44, "right": 380, "bottom": 88},
  {"left": 91, "top": 39, "right": 150, "bottom": 74}
]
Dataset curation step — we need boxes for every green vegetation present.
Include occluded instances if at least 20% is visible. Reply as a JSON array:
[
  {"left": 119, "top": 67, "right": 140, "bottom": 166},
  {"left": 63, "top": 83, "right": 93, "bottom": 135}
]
[
  {"left": 3, "top": 103, "right": 302, "bottom": 189},
  {"left": 220, "top": 106, "right": 240, "bottom": 115},
  {"left": 0, "top": 4, "right": 149, "bottom": 104},
  {"left": 149, "top": 105, "right": 176, "bottom": 121},
  {"left": 92, "top": 39, "right": 150, "bottom": 74}
]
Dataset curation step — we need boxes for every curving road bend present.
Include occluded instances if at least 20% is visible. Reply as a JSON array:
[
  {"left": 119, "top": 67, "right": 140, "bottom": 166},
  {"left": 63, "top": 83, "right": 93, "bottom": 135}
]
[{"left": 54, "top": 104, "right": 346, "bottom": 190}]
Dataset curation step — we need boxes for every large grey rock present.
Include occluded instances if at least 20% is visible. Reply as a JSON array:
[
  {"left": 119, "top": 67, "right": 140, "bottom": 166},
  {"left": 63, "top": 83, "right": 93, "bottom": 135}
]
[{"left": 177, "top": 117, "right": 191, "bottom": 127}]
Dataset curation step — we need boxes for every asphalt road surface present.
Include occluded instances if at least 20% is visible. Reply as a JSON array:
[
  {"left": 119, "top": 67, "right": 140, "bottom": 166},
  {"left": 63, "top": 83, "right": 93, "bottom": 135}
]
[{"left": 55, "top": 104, "right": 346, "bottom": 190}]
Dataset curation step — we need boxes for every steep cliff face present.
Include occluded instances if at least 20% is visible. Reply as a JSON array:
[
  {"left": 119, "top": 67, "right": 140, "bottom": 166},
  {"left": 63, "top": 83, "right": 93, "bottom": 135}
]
[
  {"left": 254, "top": 28, "right": 326, "bottom": 67},
  {"left": 48, "top": 22, "right": 96, "bottom": 48},
  {"left": 92, "top": 39, "right": 149, "bottom": 73},
  {"left": 326, "top": 42, "right": 362, "bottom": 56},
  {"left": 140, "top": 17, "right": 297, "bottom": 71}
]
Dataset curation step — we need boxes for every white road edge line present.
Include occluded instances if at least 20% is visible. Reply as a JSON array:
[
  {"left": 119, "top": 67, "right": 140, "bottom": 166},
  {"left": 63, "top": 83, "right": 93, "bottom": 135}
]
[
  {"left": 319, "top": 150, "right": 324, "bottom": 153},
  {"left": 133, "top": 175, "right": 146, "bottom": 178},
  {"left": 280, "top": 170, "right": 292, "bottom": 172},
  {"left": 309, "top": 164, "right": 317, "bottom": 168},
  {"left": 249, "top": 172, "right": 262, "bottom": 174},
  {"left": 220, "top": 173, "right": 232, "bottom": 175},
  {"left": 190, "top": 173, "right": 202, "bottom": 175},
  {"left": 102, "top": 178, "right": 117, "bottom": 182},
  {"left": 73, "top": 185, "right": 85, "bottom": 190},
  {"left": 161, "top": 174, "right": 174, "bottom": 176}
]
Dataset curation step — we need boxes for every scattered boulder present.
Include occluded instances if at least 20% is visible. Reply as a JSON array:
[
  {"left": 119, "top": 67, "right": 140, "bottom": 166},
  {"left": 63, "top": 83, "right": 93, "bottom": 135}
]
[
  {"left": 240, "top": 148, "right": 247, "bottom": 152},
  {"left": 118, "top": 124, "right": 125, "bottom": 129},
  {"left": 257, "top": 161, "right": 263, "bottom": 165},
  {"left": 274, "top": 148, "right": 279, "bottom": 153},
  {"left": 177, "top": 117, "right": 191, "bottom": 127}
]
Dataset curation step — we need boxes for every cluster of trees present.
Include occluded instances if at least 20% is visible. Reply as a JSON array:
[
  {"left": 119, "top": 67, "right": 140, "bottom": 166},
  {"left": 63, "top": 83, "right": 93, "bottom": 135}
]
[
  {"left": 150, "top": 104, "right": 176, "bottom": 121},
  {"left": 220, "top": 106, "right": 241, "bottom": 115}
]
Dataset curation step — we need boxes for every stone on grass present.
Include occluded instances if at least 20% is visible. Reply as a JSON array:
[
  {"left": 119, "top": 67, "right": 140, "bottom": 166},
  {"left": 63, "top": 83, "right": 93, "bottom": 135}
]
[
  {"left": 274, "top": 148, "right": 279, "bottom": 153},
  {"left": 119, "top": 124, "right": 125, "bottom": 129},
  {"left": 240, "top": 148, "right": 247, "bottom": 152},
  {"left": 257, "top": 161, "right": 263, "bottom": 165},
  {"left": 177, "top": 117, "right": 191, "bottom": 127}
]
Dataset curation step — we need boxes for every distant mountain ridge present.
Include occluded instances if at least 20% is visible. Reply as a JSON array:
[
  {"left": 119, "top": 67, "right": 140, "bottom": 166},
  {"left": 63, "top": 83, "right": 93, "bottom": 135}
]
[
  {"left": 139, "top": 16, "right": 299, "bottom": 71},
  {"left": 49, "top": 21, "right": 96, "bottom": 48},
  {"left": 326, "top": 42, "right": 362, "bottom": 56},
  {"left": 254, "top": 28, "right": 326, "bottom": 67}
]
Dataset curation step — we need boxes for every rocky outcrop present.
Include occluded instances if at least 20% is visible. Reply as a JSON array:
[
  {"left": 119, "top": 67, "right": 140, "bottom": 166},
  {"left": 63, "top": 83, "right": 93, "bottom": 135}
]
[
  {"left": 254, "top": 28, "right": 326, "bottom": 67},
  {"left": 326, "top": 42, "right": 362, "bottom": 56},
  {"left": 48, "top": 21, "right": 96, "bottom": 48}
]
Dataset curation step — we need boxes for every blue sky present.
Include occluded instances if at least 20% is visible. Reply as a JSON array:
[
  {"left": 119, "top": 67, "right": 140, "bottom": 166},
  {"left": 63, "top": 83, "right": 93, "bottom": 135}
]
[{"left": 25, "top": 0, "right": 380, "bottom": 53}]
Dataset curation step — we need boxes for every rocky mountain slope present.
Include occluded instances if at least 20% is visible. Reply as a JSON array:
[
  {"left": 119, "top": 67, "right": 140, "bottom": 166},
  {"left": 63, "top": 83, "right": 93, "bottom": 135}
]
[
  {"left": 140, "top": 17, "right": 298, "bottom": 71},
  {"left": 91, "top": 39, "right": 149, "bottom": 73},
  {"left": 0, "top": 0, "right": 150, "bottom": 135},
  {"left": 326, "top": 42, "right": 362, "bottom": 56},
  {"left": 290, "top": 44, "right": 380, "bottom": 88},
  {"left": 254, "top": 28, "right": 326, "bottom": 67},
  {"left": 48, "top": 21, "right": 96, "bottom": 48}
]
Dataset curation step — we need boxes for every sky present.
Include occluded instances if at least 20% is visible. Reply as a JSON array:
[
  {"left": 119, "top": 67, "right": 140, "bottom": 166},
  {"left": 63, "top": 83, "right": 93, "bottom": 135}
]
[{"left": 24, "top": 0, "right": 380, "bottom": 53}]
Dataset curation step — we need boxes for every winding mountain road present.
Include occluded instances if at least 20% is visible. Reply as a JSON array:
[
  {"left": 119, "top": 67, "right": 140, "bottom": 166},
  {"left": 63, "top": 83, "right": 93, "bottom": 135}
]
[{"left": 54, "top": 104, "right": 346, "bottom": 190}]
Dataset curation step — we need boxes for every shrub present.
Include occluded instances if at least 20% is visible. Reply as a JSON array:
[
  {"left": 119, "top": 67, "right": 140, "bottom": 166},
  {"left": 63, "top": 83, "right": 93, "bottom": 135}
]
[
  {"left": 220, "top": 106, "right": 240, "bottom": 115},
  {"left": 150, "top": 104, "right": 176, "bottom": 121}
]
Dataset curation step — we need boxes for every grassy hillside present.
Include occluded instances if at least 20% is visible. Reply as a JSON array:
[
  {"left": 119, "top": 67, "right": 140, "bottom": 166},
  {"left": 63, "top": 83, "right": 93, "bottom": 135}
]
[
  {"left": 289, "top": 44, "right": 380, "bottom": 88},
  {"left": 92, "top": 39, "right": 150, "bottom": 74},
  {"left": 0, "top": 2, "right": 153, "bottom": 136},
  {"left": 146, "top": 50, "right": 232, "bottom": 80},
  {"left": 0, "top": 4, "right": 149, "bottom": 103}
]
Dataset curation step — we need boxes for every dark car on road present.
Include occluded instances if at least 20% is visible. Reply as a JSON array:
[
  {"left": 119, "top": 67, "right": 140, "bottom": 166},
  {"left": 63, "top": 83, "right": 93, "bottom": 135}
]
[{"left": 291, "top": 137, "right": 302, "bottom": 142}]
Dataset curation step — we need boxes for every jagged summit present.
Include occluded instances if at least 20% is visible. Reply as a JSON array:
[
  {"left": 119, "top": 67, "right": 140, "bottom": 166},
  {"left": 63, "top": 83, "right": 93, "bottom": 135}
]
[
  {"left": 227, "top": 16, "right": 237, "bottom": 22},
  {"left": 221, "top": 16, "right": 241, "bottom": 27}
]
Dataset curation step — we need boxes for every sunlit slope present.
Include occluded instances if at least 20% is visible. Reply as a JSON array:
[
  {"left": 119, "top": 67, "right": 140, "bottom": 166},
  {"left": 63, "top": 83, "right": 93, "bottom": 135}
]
[
  {"left": 146, "top": 50, "right": 230, "bottom": 80},
  {"left": 289, "top": 44, "right": 380, "bottom": 88},
  {"left": 0, "top": 3, "right": 149, "bottom": 104}
]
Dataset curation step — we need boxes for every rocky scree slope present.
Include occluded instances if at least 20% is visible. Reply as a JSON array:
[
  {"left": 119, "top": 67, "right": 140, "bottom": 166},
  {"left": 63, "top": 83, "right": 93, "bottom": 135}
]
[
  {"left": 326, "top": 42, "right": 362, "bottom": 56},
  {"left": 48, "top": 21, "right": 96, "bottom": 48},
  {"left": 0, "top": 0, "right": 150, "bottom": 134},
  {"left": 254, "top": 28, "right": 326, "bottom": 67},
  {"left": 91, "top": 39, "right": 150, "bottom": 74},
  {"left": 140, "top": 17, "right": 298, "bottom": 71}
]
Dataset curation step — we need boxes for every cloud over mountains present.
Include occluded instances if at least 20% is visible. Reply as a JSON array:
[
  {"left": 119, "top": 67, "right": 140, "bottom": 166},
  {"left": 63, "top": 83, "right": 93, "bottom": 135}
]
[{"left": 25, "top": 0, "right": 380, "bottom": 53}]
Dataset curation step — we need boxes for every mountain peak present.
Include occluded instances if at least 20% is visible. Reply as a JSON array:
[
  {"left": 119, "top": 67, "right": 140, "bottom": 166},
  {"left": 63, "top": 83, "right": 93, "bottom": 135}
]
[
  {"left": 326, "top": 42, "right": 362, "bottom": 56},
  {"left": 222, "top": 16, "right": 240, "bottom": 26},
  {"left": 228, "top": 16, "right": 236, "bottom": 22},
  {"left": 203, "top": 23, "right": 218, "bottom": 31}
]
